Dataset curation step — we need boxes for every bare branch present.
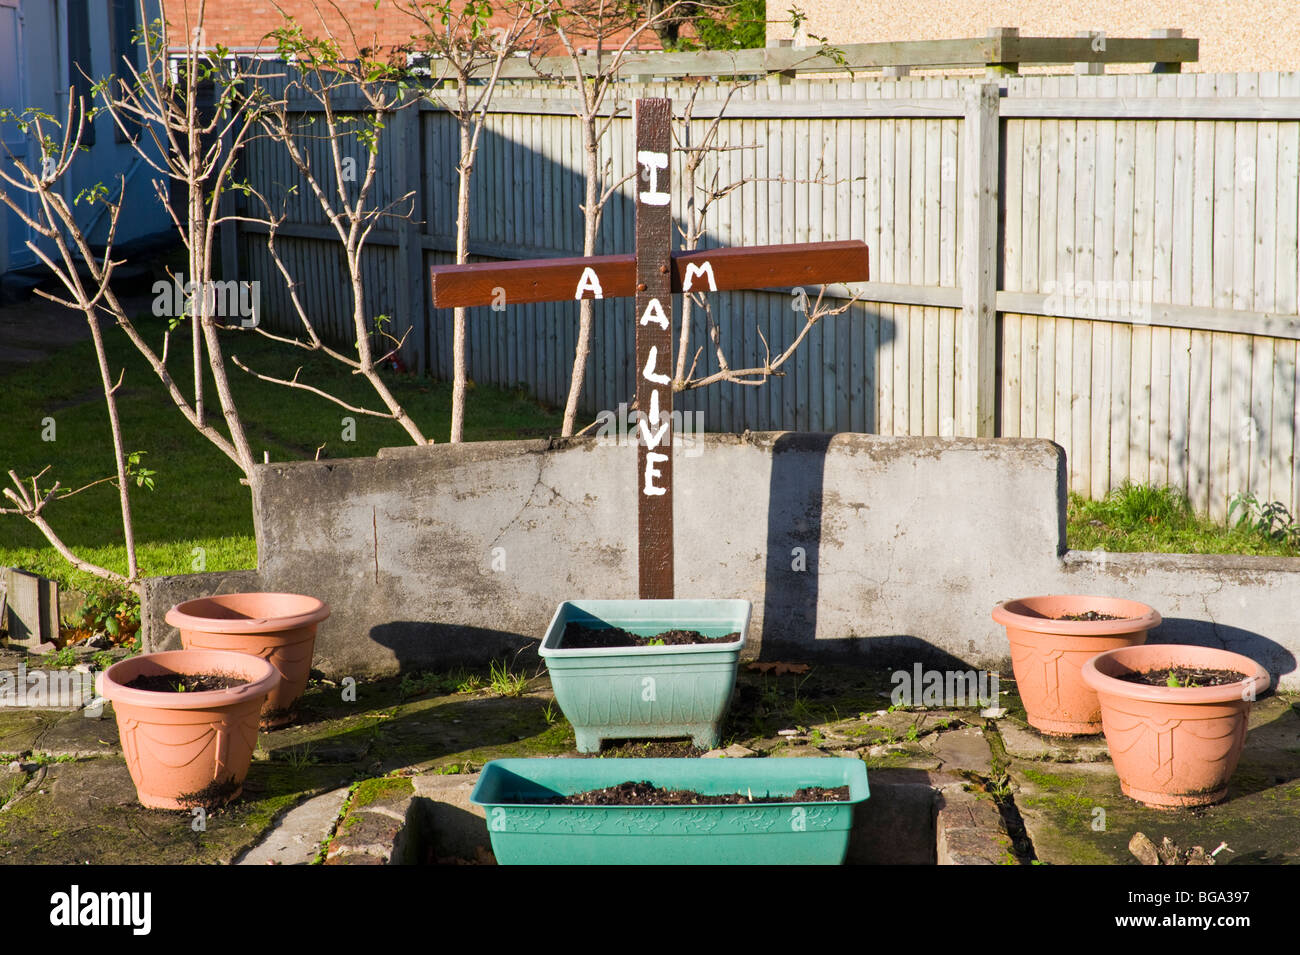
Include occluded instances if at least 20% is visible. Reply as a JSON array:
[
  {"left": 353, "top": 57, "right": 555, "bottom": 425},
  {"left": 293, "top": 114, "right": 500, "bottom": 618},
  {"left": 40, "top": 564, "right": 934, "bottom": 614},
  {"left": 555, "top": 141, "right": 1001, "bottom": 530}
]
[{"left": 229, "top": 354, "right": 399, "bottom": 419}]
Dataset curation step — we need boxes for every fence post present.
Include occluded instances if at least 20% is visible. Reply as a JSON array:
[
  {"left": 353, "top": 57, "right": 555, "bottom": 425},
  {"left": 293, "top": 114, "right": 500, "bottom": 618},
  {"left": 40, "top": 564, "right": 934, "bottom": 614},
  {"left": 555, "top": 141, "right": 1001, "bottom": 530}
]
[
  {"left": 1075, "top": 30, "right": 1104, "bottom": 75},
  {"left": 986, "top": 26, "right": 1019, "bottom": 78},
  {"left": 394, "top": 103, "right": 427, "bottom": 374},
  {"left": 768, "top": 37, "right": 795, "bottom": 87},
  {"left": 1151, "top": 27, "right": 1183, "bottom": 73},
  {"left": 958, "top": 81, "right": 999, "bottom": 438}
]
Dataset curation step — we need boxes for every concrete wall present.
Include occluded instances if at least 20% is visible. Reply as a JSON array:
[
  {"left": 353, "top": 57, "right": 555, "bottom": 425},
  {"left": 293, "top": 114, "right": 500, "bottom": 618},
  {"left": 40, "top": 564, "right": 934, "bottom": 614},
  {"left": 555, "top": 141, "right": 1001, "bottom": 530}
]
[{"left": 142, "top": 433, "right": 1300, "bottom": 689}]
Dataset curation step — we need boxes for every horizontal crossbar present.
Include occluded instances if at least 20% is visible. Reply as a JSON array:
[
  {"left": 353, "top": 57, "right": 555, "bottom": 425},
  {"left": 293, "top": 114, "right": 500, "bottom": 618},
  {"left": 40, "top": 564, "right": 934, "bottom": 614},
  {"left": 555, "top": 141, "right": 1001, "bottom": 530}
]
[{"left": 429, "top": 241, "right": 869, "bottom": 308}]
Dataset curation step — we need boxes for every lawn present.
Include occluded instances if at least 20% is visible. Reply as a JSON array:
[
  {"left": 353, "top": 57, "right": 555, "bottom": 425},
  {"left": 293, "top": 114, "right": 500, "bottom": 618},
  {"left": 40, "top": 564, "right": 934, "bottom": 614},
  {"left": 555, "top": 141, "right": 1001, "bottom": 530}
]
[
  {"left": 1067, "top": 482, "right": 1300, "bottom": 557},
  {"left": 0, "top": 314, "right": 563, "bottom": 595}
]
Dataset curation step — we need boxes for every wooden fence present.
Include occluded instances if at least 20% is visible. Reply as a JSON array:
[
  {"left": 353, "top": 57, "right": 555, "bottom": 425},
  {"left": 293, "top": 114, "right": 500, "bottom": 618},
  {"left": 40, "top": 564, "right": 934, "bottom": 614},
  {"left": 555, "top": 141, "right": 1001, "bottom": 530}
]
[{"left": 231, "top": 61, "right": 1300, "bottom": 518}]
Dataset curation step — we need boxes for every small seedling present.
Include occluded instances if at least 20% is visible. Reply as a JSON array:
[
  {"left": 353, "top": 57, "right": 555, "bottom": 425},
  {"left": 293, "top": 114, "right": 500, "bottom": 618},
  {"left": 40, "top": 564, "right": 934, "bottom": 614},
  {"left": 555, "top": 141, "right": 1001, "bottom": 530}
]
[
  {"left": 41, "top": 645, "right": 78, "bottom": 668},
  {"left": 283, "top": 743, "right": 317, "bottom": 770},
  {"left": 489, "top": 659, "right": 528, "bottom": 697},
  {"left": 455, "top": 671, "right": 484, "bottom": 693}
]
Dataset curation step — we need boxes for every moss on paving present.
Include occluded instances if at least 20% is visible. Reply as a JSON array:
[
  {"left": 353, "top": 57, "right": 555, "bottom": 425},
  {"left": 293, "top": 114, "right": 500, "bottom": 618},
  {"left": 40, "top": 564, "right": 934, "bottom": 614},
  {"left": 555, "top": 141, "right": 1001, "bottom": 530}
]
[
  {"left": 0, "top": 768, "right": 29, "bottom": 807},
  {"left": 2, "top": 660, "right": 1297, "bottom": 865},
  {"left": 0, "top": 666, "right": 580, "bottom": 863},
  {"left": 1008, "top": 692, "right": 1300, "bottom": 865},
  {"left": 723, "top": 664, "right": 901, "bottom": 740},
  {"left": 0, "top": 710, "right": 64, "bottom": 755},
  {"left": 0, "top": 756, "right": 352, "bottom": 864},
  {"left": 349, "top": 776, "right": 414, "bottom": 810}
]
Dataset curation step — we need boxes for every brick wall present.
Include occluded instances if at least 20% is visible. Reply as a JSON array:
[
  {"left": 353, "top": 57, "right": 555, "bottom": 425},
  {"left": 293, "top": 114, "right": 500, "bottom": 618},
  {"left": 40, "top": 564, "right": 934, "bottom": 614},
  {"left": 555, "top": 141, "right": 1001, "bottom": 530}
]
[{"left": 163, "top": 0, "right": 657, "bottom": 57}]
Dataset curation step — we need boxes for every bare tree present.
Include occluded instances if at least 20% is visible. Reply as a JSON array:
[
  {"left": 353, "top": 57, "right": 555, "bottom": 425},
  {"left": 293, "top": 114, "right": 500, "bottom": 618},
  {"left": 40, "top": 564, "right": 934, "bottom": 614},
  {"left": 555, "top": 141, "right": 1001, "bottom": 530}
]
[
  {"left": 534, "top": 0, "right": 693, "bottom": 435},
  {"left": 0, "top": 99, "right": 150, "bottom": 589},
  {"left": 237, "top": 4, "right": 438, "bottom": 444},
  {"left": 399, "top": 0, "right": 549, "bottom": 442},
  {"left": 668, "top": 81, "right": 858, "bottom": 394},
  {"left": 0, "top": 0, "right": 433, "bottom": 583}
]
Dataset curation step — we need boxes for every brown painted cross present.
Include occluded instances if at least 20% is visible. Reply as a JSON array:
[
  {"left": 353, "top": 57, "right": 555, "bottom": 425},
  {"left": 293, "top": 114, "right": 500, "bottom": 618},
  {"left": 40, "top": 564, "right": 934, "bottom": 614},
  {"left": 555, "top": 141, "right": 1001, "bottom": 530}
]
[{"left": 429, "top": 98, "right": 869, "bottom": 599}]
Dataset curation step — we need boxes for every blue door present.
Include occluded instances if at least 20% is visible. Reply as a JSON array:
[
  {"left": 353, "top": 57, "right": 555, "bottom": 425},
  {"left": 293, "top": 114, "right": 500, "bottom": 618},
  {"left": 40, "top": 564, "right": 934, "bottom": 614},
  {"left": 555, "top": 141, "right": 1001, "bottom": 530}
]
[{"left": 0, "top": 0, "right": 36, "bottom": 271}]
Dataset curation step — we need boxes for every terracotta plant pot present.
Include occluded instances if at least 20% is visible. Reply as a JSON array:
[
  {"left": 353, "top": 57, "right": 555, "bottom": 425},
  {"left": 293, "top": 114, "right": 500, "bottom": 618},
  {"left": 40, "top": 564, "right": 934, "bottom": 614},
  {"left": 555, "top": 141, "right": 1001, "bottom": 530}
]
[
  {"left": 99, "top": 649, "right": 280, "bottom": 810},
  {"left": 992, "top": 595, "right": 1161, "bottom": 736},
  {"left": 1082, "top": 644, "right": 1270, "bottom": 809},
  {"left": 167, "top": 593, "right": 330, "bottom": 728}
]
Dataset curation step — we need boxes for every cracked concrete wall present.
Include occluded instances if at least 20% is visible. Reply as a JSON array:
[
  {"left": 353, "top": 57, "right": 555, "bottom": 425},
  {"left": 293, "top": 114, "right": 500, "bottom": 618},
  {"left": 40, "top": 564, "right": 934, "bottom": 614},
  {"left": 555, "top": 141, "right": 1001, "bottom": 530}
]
[{"left": 142, "top": 433, "right": 1300, "bottom": 689}]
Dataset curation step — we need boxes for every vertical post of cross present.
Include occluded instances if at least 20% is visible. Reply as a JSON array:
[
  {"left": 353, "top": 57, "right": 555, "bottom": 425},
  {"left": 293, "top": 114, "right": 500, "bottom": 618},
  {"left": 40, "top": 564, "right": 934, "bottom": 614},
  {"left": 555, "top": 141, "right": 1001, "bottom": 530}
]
[{"left": 634, "top": 98, "right": 674, "bottom": 599}]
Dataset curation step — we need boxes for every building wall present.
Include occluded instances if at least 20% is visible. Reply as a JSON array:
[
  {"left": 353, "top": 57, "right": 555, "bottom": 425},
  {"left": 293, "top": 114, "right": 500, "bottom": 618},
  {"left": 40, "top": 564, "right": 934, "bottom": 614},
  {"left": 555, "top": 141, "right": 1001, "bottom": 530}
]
[
  {"left": 162, "top": 0, "right": 657, "bottom": 56},
  {"left": 1, "top": 0, "right": 170, "bottom": 276},
  {"left": 766, "top": 0, "right": 1300, "bottom": 73}
]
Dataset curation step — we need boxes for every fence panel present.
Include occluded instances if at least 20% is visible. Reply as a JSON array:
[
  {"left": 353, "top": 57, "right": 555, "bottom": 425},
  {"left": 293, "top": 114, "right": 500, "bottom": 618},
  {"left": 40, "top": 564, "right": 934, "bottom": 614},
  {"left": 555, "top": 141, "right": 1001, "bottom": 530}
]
[{"left": 234, "top": 68, "right": 1300, "bottom": 517}]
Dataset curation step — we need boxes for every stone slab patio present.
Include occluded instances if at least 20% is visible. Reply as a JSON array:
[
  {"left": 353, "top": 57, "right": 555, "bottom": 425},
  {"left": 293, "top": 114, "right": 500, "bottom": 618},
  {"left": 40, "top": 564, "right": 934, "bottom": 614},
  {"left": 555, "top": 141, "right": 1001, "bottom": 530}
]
[{"left": 0, "top": 661, "right": 1295, "bottom": 865}]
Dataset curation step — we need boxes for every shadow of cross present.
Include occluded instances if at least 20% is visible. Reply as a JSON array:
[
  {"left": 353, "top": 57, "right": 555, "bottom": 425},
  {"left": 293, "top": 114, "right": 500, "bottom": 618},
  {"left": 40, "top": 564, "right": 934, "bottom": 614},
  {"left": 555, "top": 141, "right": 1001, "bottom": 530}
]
[{"left": 429, "top": 97, "right": 869, "bottom": 599}]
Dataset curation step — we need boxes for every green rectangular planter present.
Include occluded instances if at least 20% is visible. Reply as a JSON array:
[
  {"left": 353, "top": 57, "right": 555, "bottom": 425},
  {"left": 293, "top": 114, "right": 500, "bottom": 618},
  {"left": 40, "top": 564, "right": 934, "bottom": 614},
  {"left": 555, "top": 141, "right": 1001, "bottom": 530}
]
[
  {"left": 538, "top": 599, "right": 751, "bottom": 752},
  {"left": 471, "top": 757, "right": 869, "bottom": 865}
]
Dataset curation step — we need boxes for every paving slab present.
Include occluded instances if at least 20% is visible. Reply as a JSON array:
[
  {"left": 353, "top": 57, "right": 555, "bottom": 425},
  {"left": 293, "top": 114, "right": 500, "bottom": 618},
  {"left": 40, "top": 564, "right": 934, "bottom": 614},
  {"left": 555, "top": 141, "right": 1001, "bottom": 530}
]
[
  {"left": 1012, "top": 758, "right": 1300, "bottom": 864},
  {"left": 998, "top": 720, "right": 1111, "bottom": 763},
  {"left": 924, "top": 726, "right": 994, "bottom": 775},
  {"left": 0, "top": 709, "right": 61, "bottom": 755},
  {"left": 702, "top": 743, "right": 757, "bottom": 758},
  {"left": 0, "top": 662, "right": 1292, "bottom": 866},
  {"left": 768, "top": 743, "right": 834, "bottom": 758},
  {"left": 934, "top": 784, "right": 1015, "bottom": 865},
  {"left": 0, "top": 763, "right": 28, "bottom": 807},
  {"left": 30, "top": 708, "right": 119, "bottom": 757},
  {"left": 847, "top": 768, "right": 950, "bottom": 865},
  {"left": 0, "top": 755, "right": 356, "bottom": 864},
  {"left": 860, "top": 741, "right": 943, "bottom": 771},
  {"left": 236, "top": 786, "right": 351, "bottom": 865},
  {"left": 326, "top": 777, "right": 415, "bottom": 865},
  {"left": 412, "top": 772, "right": 494, "bottom": 864}
]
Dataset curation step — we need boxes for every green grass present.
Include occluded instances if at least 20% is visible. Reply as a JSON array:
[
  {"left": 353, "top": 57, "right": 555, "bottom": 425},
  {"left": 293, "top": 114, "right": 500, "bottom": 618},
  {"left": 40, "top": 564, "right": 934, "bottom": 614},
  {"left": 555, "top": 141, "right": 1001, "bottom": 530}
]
[
  {"left": 488, "top": 658, "right": 530, "bottom": 697},
  {"left": 1068, "top": 482, "right": 1300, "bottom": 557},
  {"left": 0, "top": 313, "right": 563, "bottom": 592}
]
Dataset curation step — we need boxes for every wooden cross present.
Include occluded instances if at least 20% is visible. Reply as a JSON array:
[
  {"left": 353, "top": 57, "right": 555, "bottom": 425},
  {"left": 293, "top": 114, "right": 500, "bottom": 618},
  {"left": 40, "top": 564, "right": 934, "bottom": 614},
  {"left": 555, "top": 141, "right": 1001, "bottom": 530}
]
[{"left": 429, "top": 98, "right": 869, "bottom": 600}]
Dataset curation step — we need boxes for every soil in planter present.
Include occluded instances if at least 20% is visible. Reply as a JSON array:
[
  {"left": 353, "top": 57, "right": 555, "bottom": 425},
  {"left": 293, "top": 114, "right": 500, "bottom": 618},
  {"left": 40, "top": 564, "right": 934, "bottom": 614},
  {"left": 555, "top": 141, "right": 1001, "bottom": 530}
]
[
  {"left": 532, "top": 781, "right": 851, "bottom": 806},
  {"left": 125, "top": 672, "right": 249, "bottom": 693},
  {"left": 1117, "top": 667, "right": 1250, "bottom": 688},
  {"left": 561, "top": 623, "right": 738, "bottom": 649},
  {"left": 1056, "top": 611, "right": 1124, "bottom": 621}
]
